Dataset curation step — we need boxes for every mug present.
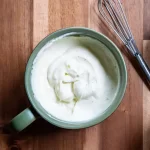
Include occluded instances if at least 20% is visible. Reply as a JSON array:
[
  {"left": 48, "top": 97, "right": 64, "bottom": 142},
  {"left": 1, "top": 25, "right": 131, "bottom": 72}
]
[{"left": 9, "top": 27, "right": 127, "bottom": 132}]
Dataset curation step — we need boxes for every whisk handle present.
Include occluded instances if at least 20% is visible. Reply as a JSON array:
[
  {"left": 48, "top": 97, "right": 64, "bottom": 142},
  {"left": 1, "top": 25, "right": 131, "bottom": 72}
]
[
  {"left": 135, "top": 54, "right": 150, "bottom": 81},
  {"left": 128, "top": 39, "right": 150, "bottom": 81}
]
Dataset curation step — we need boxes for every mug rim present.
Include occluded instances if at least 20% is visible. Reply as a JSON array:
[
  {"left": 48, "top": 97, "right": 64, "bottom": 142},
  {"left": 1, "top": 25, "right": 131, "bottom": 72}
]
[{"left": 25, "top": 27, "right": 127, "bottom": 129}]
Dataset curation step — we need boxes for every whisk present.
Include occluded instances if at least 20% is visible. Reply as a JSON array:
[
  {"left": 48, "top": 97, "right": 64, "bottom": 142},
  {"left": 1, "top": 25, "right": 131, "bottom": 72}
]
[{"left": 98, "top": 0, "right": 150, "bottom": 81}]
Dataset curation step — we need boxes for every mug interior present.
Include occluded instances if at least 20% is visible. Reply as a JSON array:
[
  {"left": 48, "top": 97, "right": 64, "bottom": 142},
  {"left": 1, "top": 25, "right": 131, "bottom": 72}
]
[{"left": 25, "top": 27, "right": 127, "bottom": 129}]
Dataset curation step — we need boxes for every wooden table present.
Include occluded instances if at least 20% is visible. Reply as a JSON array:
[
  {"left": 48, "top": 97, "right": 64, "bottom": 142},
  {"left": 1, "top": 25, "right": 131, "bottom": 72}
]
[{"left": 0, "top": 0, "right": 149, "bottom": 149}]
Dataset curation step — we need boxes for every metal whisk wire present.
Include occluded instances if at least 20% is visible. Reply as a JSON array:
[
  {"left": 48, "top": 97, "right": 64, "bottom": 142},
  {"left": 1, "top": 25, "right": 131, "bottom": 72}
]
[
  {"left": 98, "top": 0, "right": 133, "bottom": 53},
  {"left": 98, "top": 0, "right": 150, "bottom": 81}
]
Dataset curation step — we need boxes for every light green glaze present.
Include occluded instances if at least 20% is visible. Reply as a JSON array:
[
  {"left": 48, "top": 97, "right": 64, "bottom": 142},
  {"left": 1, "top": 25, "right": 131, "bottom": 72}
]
[
  {"left": 10, "top": 108, "right": 36, "bottom": 132},
  {"left": 10, "top": 27, "right": 127, "bottom": 131}
]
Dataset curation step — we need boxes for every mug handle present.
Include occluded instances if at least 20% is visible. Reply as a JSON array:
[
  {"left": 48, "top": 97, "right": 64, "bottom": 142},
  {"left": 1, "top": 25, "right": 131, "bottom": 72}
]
[{"left": 8, "top": 107, "right": 37, "bottom": 132}]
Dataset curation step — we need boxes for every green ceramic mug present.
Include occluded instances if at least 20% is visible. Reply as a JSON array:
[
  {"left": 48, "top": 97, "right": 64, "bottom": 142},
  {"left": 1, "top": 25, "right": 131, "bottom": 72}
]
[{"left": 9, "top": 27, "right": 127, "bottom": 132}]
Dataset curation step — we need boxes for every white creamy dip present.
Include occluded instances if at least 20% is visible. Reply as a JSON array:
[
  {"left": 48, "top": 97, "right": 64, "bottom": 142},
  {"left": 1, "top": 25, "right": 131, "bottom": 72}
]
[{"left": 31, "top": 36, "right": 119, "bottom": 122}]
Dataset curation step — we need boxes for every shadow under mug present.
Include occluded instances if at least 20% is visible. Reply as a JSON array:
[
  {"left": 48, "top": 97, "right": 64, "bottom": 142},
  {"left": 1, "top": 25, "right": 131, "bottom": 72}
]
[{"left": 8, "top": 27, "right": 127, "bottom": 132}]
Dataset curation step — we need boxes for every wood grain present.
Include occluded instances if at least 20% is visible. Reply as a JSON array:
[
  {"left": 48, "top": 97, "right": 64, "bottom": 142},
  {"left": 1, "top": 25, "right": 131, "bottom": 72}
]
[
  {"left": 33, "top": 0, "right": 49, "bottom": 47},
  {"left": 0, "top": 0, "right": 33, "bottom": 149},
  {"left": 0, "top": 0, "right": 148, "bottom": 149},
  {"left": 143, "top": 40, "right": 150, "bottom": 150},
  {"left": 143, "top": 1, "right": 150, "bottom": 150},
  {"left": 144, "top": 0, "right": 150, "bottom": 40}
]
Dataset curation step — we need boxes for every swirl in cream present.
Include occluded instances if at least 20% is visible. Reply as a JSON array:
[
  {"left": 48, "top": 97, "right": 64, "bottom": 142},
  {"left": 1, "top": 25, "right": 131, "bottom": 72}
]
[{"left": 47, "top": 48, "right": 97, "bottom": 104}]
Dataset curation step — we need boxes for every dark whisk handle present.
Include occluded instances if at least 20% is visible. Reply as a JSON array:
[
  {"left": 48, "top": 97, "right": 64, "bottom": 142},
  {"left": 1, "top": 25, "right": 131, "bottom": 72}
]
[
  {"left": 135, "top": 54, "right": 150, "bottom": 81},
  {"left": 127, "top": 39, "right": 150, "bottom": 81}
]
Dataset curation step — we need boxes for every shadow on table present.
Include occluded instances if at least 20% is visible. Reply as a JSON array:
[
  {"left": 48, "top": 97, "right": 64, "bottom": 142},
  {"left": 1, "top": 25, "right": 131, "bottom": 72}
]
[
  {"left": 2, "top": 118, "right": 85, "bottom": 150},
  {"left": 143, "top": 127, "right": 150, "bottom": 150},
  {"left": 2, "top": 119, "right": 59, "bottom": 149}
]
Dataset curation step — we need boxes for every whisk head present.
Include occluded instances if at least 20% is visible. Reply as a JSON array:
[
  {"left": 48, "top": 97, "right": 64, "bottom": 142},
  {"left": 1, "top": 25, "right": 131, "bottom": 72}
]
[
  {"left": 98, "top": 0, "right": 136, "bottom": 54},
  {"left": 98, "top": 0, "right": 150, "bottom": 81}
]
